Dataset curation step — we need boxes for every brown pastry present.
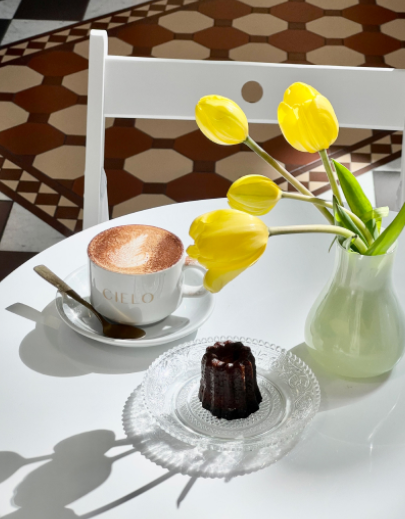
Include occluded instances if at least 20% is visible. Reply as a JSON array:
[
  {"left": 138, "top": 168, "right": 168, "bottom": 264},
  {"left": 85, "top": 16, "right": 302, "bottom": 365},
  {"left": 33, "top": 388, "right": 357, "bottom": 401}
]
[{"left": 198, "top": 340, "right": 262, "bottom": 420}]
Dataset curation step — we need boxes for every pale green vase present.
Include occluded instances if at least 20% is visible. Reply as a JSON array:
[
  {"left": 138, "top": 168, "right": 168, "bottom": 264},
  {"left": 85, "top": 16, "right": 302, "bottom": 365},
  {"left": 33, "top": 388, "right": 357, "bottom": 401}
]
[{"left": 305, "top": 241, "right": 405, "bottom": 378}]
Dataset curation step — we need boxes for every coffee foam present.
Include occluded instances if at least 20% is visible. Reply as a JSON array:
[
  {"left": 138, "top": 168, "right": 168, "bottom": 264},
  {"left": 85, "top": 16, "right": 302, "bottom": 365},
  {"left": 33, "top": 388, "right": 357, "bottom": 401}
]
[{"left": 88, "top": 225, "right": 183, "bottom": 274}]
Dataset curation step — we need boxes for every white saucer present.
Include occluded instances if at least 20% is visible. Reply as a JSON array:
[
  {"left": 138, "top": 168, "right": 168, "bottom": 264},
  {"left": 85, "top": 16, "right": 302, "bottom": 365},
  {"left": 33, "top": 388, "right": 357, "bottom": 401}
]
[{"left": 55, "top": 264, "right": 214, "bottom": 347}]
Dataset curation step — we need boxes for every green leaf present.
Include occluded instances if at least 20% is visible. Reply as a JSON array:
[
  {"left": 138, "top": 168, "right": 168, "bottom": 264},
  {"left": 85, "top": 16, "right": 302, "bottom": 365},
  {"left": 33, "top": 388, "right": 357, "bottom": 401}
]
[
  {"left": 365, "top": 202, "right": 405, "bottom": 256},
  {"left": 362, "top": 206, "right": 389, "bottom": 233},
  {"left": 361, "top": 207, "right": 389, "bottom": 223},
  {"left": 332, "top": 159, "right": 378, "bottom": 239},
  {"left": 328, "top": 236, "right": 337, "bottom": 253},
  {"left": 332, "top": 195, "right": 368, "bottom": 249},
  {"left": 342, "top": 235, "right": 358, "bottom": 252}
]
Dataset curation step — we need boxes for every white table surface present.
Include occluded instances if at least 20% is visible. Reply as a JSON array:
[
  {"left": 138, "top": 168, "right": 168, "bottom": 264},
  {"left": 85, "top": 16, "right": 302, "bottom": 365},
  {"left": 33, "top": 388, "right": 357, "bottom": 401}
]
[{"left": 1, "top": 198, "right": 405, "bottom": 519}]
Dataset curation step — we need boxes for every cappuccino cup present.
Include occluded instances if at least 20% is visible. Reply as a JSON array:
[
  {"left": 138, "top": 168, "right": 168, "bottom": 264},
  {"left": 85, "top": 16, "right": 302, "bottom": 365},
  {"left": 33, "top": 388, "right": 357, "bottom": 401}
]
[{"left": 88, "top": 224, "right": 207, "bottom": 325}]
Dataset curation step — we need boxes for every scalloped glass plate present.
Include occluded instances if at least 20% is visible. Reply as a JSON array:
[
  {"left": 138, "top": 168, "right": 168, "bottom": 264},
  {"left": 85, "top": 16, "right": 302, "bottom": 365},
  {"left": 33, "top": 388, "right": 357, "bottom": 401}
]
[{"left": 142, "top": 336, "right": 321, "bottom": 452}]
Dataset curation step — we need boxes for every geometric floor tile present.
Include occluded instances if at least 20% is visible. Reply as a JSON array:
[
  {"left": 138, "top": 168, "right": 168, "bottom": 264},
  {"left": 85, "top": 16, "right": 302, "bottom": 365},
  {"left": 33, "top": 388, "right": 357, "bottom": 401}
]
[
  {"left": 0, "top": 0, "right": 404, "bottom": 238},
  {"left": 0, "top": 250, "right": 38, "bottom": 281},
  {"left": 0, "top": 199, "right": 13, "bottom": 240},
  {"left": 0, "top": 199, "right": 65, "bottom": 252}
]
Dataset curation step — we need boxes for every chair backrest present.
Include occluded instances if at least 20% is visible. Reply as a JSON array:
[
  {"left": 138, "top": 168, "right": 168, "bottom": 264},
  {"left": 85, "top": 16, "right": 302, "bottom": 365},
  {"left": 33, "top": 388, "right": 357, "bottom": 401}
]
[{"left": 84, "top": 29, "right": 405, "bottom": 229}]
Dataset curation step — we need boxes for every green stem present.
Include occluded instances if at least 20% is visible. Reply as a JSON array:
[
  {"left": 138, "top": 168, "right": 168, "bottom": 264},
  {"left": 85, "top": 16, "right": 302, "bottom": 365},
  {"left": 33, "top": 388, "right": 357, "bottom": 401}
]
[
  {"left": 268, "top": 224, "right": 368, "bottom": 255},
  {"left": 282, "top": 192, "right": 374, "bottom": 246},
  {"left": 245, "top": 136, "right": 334, "bottom": 225},
  {"left": 318, "top": 149, "right": 343, "bottom": 206}
]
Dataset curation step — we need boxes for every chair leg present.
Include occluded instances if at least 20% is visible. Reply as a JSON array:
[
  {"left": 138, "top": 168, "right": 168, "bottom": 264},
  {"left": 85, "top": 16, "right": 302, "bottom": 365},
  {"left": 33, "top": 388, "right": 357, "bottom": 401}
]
[
  {"left": 100, "top": 168, "right": 109, "bottom": 223},
  {"left": 83, "top": 30, "right": 108, "bottom": 229},
  {"left": 398, "top": 128, "right": 405, "bottom": 209}
]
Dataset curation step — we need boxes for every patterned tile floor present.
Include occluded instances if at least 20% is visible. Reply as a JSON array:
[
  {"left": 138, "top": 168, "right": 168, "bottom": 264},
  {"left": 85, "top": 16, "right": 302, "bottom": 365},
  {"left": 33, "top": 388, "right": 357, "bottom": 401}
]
[
  {"left": 0, "top": 0, "right": 404, "bottom": 279},
  {"left": 0, "top": 192, "right": 38, "bottom": 279},
  {"left": 0, "top": 0, "right": 146, "bottom": 45}
]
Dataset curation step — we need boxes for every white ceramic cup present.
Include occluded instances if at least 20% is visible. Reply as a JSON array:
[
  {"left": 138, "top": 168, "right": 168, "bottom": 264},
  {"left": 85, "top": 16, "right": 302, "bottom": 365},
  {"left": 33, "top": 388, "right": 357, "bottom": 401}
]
[{"left": 88, "top": 225, "right": 207, "bottom": 325}]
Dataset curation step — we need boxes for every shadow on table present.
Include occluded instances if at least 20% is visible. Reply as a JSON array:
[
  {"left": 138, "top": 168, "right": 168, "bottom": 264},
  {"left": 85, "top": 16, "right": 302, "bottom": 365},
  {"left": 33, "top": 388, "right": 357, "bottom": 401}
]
[
  {"left": 284, "top": 342, "right": 405, "bottom": 474},
  {"left": 8, "top": 301, "right": 197, "bottom": 377},
  {"left": 122, "top": 385, "right": 293, "bottom": 482},
  {"left": 0, "top": 383, "right": 284, "bottom": 519},
  {"left": 290, "top": 342, "right": 391, "bottom": 412},
  {"left": 0, "top": 430, "right": 178, "bottom": 518}
]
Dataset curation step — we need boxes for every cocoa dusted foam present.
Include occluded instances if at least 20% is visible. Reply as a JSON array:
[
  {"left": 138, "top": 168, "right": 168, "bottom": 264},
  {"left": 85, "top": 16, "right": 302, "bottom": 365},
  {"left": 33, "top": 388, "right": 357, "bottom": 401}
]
[{"left": 88, "top": 225, "right": 183, "bottom": 274}]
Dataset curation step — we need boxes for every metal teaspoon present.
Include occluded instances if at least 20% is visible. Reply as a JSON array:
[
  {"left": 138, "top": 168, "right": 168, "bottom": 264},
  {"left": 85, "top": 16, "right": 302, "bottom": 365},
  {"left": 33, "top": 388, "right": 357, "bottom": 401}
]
[{"left": 34, "top": 265, "right": 146, "bottom": 340}]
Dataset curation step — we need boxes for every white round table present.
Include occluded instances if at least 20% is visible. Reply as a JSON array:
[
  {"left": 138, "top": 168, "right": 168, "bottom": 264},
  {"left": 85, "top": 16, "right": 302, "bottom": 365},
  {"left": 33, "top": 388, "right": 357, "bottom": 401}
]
[{"left": 1, "top": 198, "right": 405, "bottom": 518}]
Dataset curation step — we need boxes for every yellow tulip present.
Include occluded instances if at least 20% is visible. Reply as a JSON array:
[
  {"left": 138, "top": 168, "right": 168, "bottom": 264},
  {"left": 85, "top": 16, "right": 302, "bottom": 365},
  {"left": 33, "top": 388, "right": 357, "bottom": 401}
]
[
  {"left": 278, "top": 82, "right": 339, "bottom": 153},
  {"left": 227, "top": 175, "right": 282, "bottom": 216},
  {"left": 195, "top": 95, "right": 249, "bottom": 145},
  {"left": 187, "top": 209, "right": 268, "bottom": 293}
]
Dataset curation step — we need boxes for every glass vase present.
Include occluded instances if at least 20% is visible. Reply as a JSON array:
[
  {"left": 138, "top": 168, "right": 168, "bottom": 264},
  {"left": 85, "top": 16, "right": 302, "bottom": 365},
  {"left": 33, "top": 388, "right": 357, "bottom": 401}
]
[{"left": 305, "top": 241, "right": 405, "bottom": 378}]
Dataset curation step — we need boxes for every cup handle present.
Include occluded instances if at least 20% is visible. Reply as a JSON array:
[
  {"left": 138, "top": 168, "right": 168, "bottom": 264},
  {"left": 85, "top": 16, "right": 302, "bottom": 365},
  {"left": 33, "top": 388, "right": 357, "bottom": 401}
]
[{"left": 181, "top": 264, "right": 208, "bottom": 297}]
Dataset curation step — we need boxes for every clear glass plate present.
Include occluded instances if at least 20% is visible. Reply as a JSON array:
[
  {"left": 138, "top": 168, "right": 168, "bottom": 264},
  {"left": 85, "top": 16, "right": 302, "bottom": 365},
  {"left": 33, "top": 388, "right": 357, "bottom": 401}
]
[{"left": 143, "top": 336, "right": 321, "bottom": 451}]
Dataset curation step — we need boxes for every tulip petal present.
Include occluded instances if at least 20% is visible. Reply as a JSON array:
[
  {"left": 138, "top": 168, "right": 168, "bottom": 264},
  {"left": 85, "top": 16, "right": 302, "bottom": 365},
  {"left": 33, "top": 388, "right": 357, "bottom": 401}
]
[
  {"left": 277, "top": 101, "right": 307, "bottom": 152},
  {"left": 203, "top": 266, "right": 246, "bottom": 293},
  {"left": 227, "top": 174, "right": 281, "bottom": 215},
  {"left": 309, "top": 95, "right": 339, "bottom": 148},
  {"left": 186, "top": 244, "right": 200, "bottom": 259},
  {"left": 282, "top": 82, "right": 318, "bottom": 107},
  {"left": 278, "top": 83, "right": 339, "bottom": 153},
  {"left": 189, "top": 210, "right": 268, "bottom": 268},
  {"left": 295, "top": 99, "right": 321, "bottom": 153},
  {"left": 294, "top": 97, "right": 338, "bottom": 152},
  {"left": 187, "top": 208, "right": 269, "bottom": 291},
  {"left": 195, "top": 95, "right": 248, "bottom": 146}
]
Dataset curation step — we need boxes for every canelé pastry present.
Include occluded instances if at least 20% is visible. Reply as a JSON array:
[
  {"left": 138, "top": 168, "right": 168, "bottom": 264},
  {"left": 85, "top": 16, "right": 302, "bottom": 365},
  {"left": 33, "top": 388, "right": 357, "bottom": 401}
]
[{"left": 198, "top": 340, "right": 262, "bottom": 420}]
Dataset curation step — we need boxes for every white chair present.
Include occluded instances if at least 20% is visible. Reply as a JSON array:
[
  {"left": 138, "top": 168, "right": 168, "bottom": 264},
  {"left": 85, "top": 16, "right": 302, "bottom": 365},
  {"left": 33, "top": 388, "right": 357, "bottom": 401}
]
[{"left": 83, "top": 29, "right": 405, "bottom": 229}]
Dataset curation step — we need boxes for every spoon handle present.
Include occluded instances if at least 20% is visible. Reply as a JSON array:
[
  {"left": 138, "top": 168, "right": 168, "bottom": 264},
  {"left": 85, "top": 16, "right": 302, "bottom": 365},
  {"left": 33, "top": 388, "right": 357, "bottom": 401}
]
[{"left": 34, "top": 265, "right": 103, "bottom": 324}]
